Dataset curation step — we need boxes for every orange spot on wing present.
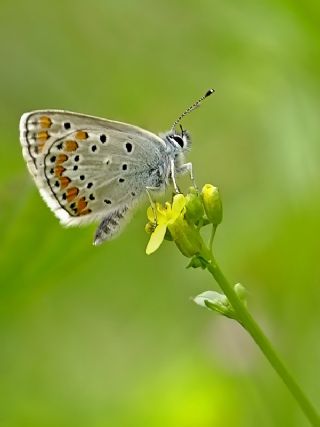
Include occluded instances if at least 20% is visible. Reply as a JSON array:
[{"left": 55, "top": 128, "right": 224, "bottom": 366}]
[
  {"left": 37, "top": 131, "right": 49, "bottom": 142},
  {"left": 60, "top": 176, "right": 71, "bottom": 189},
  {"left": 36, "top": 131, "right": 49, "bottom": 151},
  {"left": 38, "top": 116, "right": 52, "bottom": 129},
  {"left": 56, "top": 154, "right": 68, "bottom": 164},
  {"left": 64, "top": 140, "right": 79, "bottom": 151},
  {"left": 54, "top": 166, "right": 65, "bottom": 177},
  {"left": 75, "top": 130, "right": 88, "bottom": 140},
  {"left": 77, "top": 196, "right": 87, "bottom": 212},
  {"left": 66, "top": 187, "right": 79, "bottom": 202},
  {"left": 79, "top": 208, "right": 92, "bottom": 216}
]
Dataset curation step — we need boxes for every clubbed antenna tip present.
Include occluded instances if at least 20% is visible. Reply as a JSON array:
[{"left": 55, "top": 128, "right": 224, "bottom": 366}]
[
  {"left": 171, "top": 88, "right": 215, "bottom": 131},
  {"left": 205, "top": 88, "right": 215, "bottom": 97}
]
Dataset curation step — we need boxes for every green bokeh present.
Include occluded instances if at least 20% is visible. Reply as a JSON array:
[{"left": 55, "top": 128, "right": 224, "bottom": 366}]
[{"left": 1, "top": 1, "right": 320, "bottom": 426}]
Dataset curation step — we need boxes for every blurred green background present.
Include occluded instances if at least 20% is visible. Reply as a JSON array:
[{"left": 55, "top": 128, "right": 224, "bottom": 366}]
[{"left": 1, "top": 0, "right": 320, "bottom": 426}]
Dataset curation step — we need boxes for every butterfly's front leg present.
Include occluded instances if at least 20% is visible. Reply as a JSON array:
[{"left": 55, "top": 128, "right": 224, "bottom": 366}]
[
  {"left": 176, "top": 162, "right": 197, "bottom": 190},
  {"left": 170, "top": 159, "right": 181, "bottom": 194}
]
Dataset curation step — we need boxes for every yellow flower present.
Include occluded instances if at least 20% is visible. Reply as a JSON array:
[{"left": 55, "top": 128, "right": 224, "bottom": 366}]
[
  {"left": 145, "top": 184, "right": 223, "bottom": 258},
  {"left": 146, "top": 193, "right": 210, "bottom": 258},
  {"left": 146, "top": 194, "right": 186, "bottom": 255}
]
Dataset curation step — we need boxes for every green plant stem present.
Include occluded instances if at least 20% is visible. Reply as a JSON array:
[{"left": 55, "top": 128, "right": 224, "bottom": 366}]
[
  {"left": 206, "top": 255, "right": 320, "bottom": 427},
  {"left": 209, "top": 224, "right": 216, "bottom": 252}
]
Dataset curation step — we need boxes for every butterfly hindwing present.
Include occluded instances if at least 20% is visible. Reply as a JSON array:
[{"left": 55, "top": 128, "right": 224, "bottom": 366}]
[{"left": 20, "top": 110, "right": 167, "bottom": 227}]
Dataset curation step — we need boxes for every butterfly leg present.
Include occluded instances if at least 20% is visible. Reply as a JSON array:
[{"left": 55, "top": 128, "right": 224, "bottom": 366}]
[
  {"left": 170, "top": 159, "right": 181, "bottom": 194},
  {"left": 177, "top": 162, "right": 198, "bottom": 191},
  {"left": 146, "top": 187, "right": 159, "bottom": 224}
]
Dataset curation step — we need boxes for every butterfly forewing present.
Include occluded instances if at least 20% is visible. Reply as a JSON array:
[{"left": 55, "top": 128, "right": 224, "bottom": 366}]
[{"left": 20, "top": 110, "right": 166, "bottom": 226}]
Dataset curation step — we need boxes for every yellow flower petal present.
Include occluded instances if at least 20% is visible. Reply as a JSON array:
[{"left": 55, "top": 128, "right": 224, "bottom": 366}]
[
  {"left": 146, "top": 223, "right": 167, "bottom": 255},
  {"left": 170, "top": 194, "right": 186, "bottom": 221}
]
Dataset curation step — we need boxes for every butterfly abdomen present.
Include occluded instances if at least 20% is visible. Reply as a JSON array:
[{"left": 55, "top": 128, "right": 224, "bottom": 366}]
[{"left": 93, "top": 206, "right": 130, "bottom": 245}]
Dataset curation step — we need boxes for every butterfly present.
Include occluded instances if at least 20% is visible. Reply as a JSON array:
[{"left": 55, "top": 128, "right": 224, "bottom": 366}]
[{"left": 19, "top": 89, "right": 214, "bottom": 245}]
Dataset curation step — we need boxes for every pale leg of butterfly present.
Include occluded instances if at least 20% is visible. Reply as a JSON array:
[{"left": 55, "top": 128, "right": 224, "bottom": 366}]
[
  {"left": 146, "top": 187, "right": 160, "bottom": 224},
  {"left": 177, "top": 162, "right": 197, "bottom": 190},
  {"left": 170, "top": 159, "right": 180, "bottom": 194}
]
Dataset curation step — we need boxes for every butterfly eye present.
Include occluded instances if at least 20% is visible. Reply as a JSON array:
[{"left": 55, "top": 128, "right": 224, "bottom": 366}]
[{"left": 172, "top": 135, "right": 184, "bottom": 148}]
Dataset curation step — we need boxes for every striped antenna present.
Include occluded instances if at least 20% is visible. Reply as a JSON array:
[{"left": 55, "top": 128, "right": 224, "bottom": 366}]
[{"left": 171, "top": 89, "right": 215, "bottom": 131}]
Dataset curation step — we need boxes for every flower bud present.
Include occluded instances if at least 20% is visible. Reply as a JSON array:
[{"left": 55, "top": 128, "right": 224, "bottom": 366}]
[
  {"left": 193, "top": 290, "right": 236, "bottom": 319},
  {"left": 201, "top": 184, "right": 223, "bottom": 225},
  {"left": 168, "top": 216, "right": 205, "bottom": 258},
  {"left": 185, "top": 189, "right": 204, "bottom": 225},
  {"left": 234, "top": 283, "right": 247, "bottom": 306}
]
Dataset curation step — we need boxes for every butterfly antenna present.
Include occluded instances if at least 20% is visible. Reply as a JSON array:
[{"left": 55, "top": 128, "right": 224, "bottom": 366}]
[{"left": 171, "top": 88, "right": 215, "bottom": 132}]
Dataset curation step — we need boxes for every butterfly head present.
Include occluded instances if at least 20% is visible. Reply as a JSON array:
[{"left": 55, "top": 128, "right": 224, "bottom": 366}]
[{"left": 164, "top": 126, "right": 191, "bottom": 153}]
